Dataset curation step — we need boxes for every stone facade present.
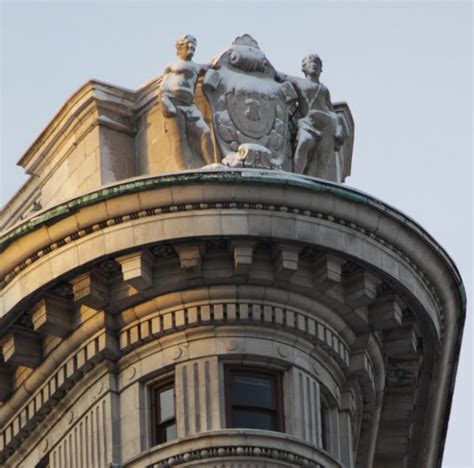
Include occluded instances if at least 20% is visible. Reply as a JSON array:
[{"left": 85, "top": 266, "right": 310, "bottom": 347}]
[{"left": 0, "top": 35, "right": 465, "bottom": 468}]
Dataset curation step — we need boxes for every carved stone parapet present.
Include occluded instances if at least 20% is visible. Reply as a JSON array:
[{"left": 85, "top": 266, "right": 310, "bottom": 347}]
[
  {"left": 2, "top": 329, "right": 42, "bottom": 368},
  {"left": 70, "top": 270, "right": 108, "bottom": 309},
  {"left": 117, "top": 250, "right": 155, "bottom": 290},
  {"left": 32, "top": 295, "right": 72, "bottom": 337}
]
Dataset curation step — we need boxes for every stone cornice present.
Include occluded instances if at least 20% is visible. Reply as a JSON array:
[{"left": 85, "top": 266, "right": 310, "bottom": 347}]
[
  {"left": 17, "top": 80, "right": 136, "bottom": 175},
  {"left": 0, "top": 170, "right": 464, "bottom": 299}
]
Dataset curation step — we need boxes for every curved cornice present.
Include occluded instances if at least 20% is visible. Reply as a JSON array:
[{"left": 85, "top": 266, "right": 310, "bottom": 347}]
[
  {"left": 0, "top": 170, "right": 464, "bottom": 333},
  {"left": 0, "top": 169, "right": 464, "bottom": 289}
]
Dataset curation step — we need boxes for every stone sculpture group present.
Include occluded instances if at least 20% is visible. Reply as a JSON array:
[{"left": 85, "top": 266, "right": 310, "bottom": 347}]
[{"left": 158, "top": 34, "right": 346, "bottom": 179}]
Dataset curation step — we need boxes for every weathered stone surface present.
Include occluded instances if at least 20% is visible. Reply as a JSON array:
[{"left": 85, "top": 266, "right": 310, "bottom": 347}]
[
  {"left": 2, "top": 329, "right": 42, "bottom": 368},
  {"left": 70, "top": 271, "right": 109, "bottom": 309},
  {"left": 117, "top": 250, "right": 155, "bottom": 290},
  {"left": 32, "top": 296, "right": 72, "bottom": 337},
  {"left": 313, "top": 253, "right": 344, "bottom": 290}
]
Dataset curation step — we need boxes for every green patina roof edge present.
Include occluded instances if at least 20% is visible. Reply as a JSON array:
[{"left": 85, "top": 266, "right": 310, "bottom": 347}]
[{"left": 0, "top": 169, "right": 466, "bottom": 307}]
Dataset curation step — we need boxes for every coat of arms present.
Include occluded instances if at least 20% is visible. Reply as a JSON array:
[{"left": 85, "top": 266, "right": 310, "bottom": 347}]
[
  {"left": 153, "top": 33, "right": 353, "bottom": 181},
  {"left": 203, "top": 34, "right": 298, "bottom": 170}
]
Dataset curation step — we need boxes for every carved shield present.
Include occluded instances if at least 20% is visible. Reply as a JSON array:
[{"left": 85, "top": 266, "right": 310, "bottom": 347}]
[
  {"left": 226, "top": 91, "right": 276, "bottom": 139},
  {"left": 203, "top": 37, "right": 297, "bottom": 170}
]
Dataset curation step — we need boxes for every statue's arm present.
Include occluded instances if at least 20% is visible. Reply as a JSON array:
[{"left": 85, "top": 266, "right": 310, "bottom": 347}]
[
  {"left": 199, "top": 63, "right": 212, "bottom": 75},
  {"left": 275, "top": 70, "right": 291, "bottom": 83},
  {"left": 160, "top": 91, "right": 177, "bottom": 118},
  {"left": 321, "top": 85, "right": 345, "bottom": 147},
  {"left": 323, "top": 86, "right": 336, "bottom": 112}
]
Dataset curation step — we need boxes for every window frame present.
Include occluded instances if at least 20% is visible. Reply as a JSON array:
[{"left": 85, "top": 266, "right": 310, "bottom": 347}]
[
  {"left": 224, "top": 366, "right": 284, "bottom": 432},
  {"left": 320, "top": 396, "right": 330, "bottom": 451},
  {"left": 149, "top": 375, "right": 177, "bottom": 446}
]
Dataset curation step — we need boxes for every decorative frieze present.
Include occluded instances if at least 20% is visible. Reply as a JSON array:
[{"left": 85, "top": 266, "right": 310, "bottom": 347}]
[
  {"left": 119, "top": 301, "right": 351, "bottom": 369},
  {"left": 147, "top": 444, "right": 326, "bottom": 468},
  {"left": 0, "top": 192, "right": 443, "bottom": 339}
]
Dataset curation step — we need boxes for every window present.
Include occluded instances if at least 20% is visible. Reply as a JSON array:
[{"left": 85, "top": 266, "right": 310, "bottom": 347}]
[
  {"left": 320, "top": 399, "right": 330, "bottom": 451},
  {"left": 150, "top": 378, "right": 176, "bottom": 445},
  {"left": 35, "top": 455, "right": 49, "bottom": 468},
  {"left": 225, "top": 367, "right": 283, "bottom": 432}
]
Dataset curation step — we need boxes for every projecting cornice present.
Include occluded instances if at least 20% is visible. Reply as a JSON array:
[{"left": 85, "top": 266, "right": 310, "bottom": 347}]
[{"left": 17, "top": 80, "right": 136, "bottom": 176}]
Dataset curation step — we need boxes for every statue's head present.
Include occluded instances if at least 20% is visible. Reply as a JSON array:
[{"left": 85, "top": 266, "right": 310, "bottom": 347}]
[
  {"left": 176, "top": 34, "right": 197, "bottom": 60},
  {"left": 302, "top": 54, "right": 323, "bottom": 80}
]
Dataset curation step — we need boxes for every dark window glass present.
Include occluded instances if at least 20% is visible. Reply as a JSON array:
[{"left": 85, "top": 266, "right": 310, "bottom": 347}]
[
  {"left": 232, "top": 408, "right": 275, "bottom": 430},
  {"left": 226, "top": 368, "right": 283, "bottom": 432},
  {"left": 151, "top": 379, "right": 176, "bottom": 445},
  {"left": 321, "top": 401, "right": 330, "bottom": 451},
  {"left": 35, "top": 456, "right": 49, "bottom": 468},
  {"left": 231, "top": 374, "right": 274, "bottom": 408}
]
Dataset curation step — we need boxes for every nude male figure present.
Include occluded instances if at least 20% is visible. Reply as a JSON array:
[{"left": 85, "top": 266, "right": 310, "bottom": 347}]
[
  {"left": 159, "top": 35, "right": 214, "bottom": 167},
  {"left": 280, "top": 54, "right": 345, "bottom": 178}
]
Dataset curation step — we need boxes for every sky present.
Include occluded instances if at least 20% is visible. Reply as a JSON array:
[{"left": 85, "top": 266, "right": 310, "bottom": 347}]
[{"left": 0, "top": 0, "right": 472, "bottom": 466}]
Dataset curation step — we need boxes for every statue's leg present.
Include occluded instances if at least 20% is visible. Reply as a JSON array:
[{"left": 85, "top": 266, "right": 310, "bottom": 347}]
[
  {"left": 314, "top": 138, "right": 333, "bottom": 179},
  {"left": 188, "top": 110, "right": 215, "bottom": 165},
  {"left": 164, "top": 111, "right": 188, "bottom": 170},
  {"left": 294, "top": 128, "right": 314, "bottom": 174}
]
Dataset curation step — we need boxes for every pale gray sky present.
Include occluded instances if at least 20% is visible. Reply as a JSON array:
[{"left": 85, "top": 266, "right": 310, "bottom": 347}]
[{"left": 1, "top": 1, "right": 472, "bottom": 466}]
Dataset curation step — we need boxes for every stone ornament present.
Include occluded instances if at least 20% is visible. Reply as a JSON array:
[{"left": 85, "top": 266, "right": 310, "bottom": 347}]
[
  {"left": 222, "top": 143, "right": 273, "bottom": 169},
  {"left": 157, "top": 34, "right": 350, "bottom": 181},
  {"left": 204, "top": 34, "right": 297, "bottom": 171},
  {"left": 159, "top": 34, "right": 215, "bottom": 169},
  {"left": 278, "top": 54, "right": 347, "bottom": 179}
]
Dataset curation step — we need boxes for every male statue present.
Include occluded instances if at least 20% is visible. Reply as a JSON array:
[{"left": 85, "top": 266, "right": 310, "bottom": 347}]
[
  {"left": 159, "top": 35, "right": 214, "bottom": 168},
  {"left": 280, "top": 54, "right": 345, "bottom": 178}
]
